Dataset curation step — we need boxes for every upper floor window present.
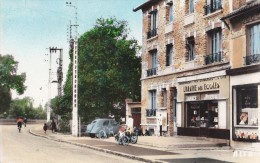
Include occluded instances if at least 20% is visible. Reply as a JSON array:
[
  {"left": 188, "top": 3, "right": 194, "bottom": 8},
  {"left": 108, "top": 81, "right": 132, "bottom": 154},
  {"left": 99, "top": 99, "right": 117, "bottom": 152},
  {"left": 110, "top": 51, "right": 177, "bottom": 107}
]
[
  {"left": 147, "top": 10, "right": 158, "bottom": 39},
  {"left": 166, "top": 2, "right": 174, "bottom": 23},
  {"left": 204, "top": 0, "right": 222, "bottom": 15},
  {"left": 166, "top": 44, "right": 173, "bottom": 66},
  {"left": 150, "top": 90, "right": 157, "bottom": 110},
  {"left": 205, "top": 28, "right": 222, "bottom": 64},
  {"left": 186, "top": 37, "right": 195, "bottom": 61},
  {"left": 151, "top": 50, "right": 157, "bottom": 68},
  {"left": 186, "top": 0, "right": 194, "bottom": 15},
  {"left": 147, "top": 50, "right": 157, "bottom": 77},
  {"left": 245, "top": 23, "right": 260, "bottom": 65}
]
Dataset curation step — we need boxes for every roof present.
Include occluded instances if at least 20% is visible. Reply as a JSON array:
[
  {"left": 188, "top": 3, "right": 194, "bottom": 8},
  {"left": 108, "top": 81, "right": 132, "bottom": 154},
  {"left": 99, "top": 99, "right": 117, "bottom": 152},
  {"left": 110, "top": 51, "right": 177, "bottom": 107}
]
[
  {"left": 221, "top": 0, "right": 260, "bottom": 20},
  {"left": 133, "top": 0, "right": 159, "bottom": 12}
]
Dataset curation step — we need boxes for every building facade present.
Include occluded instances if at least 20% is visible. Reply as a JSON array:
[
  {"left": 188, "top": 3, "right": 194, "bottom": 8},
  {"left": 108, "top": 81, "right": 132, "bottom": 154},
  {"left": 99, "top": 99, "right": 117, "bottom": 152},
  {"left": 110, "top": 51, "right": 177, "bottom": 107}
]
[
  {"left": 221, "top": 0, "right": 260, "bottom": 144},
  {"left": 134, "top": 0, "right": 231, "bottom": 139}
]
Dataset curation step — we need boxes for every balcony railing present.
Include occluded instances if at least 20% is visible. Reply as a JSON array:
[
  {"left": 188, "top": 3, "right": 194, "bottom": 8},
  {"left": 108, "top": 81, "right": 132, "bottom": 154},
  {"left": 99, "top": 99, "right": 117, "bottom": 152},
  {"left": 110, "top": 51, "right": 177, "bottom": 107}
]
[
  {"left": 244, "top": 54, "right": 260, "bottom": 65},
  {"left": 204, "top": 0, "right": 222, "bottom": 15},
  {"left": 147, "top": 28, "right": 157, "bottom": 39},
  {"left": 146, "top": 109, "right": 156, "bottom": 117},
  {"left": 147, "top": 67, "right": 157, "bottom": 77},
  {"left": 204, "top": 52, "right": 222, "bottom": 65}
]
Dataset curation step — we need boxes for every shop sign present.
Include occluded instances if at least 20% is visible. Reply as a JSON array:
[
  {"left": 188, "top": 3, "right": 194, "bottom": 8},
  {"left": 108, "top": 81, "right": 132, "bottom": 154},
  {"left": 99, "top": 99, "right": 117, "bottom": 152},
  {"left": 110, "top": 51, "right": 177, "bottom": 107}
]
[{"left": 183, "top": 82, "right": 220, "bottom": 93}]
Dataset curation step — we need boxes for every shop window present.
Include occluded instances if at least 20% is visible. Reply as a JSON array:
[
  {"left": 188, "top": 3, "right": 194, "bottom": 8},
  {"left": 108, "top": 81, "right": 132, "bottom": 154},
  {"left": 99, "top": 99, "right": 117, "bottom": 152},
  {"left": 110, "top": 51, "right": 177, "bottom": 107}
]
[
  {"left": 236, "top": 86, "right": 258, "bottom": 126},
  {"left": 166, "top": 1, "right": 174, "bottom": 24},
  {"left": 187, "top": 101, "right": 218, "bottom": 128},
  {"left": 147, "top": 50, "right": 157, "bottom": 77},
  {"left": 186, "top": 37, "right": 195, "bottom": 61},
  {"left": 166, "top": 44, "right": 173, "bottom": 66},
  {"left": 245, "top": 22, "right": 260, "bottom": 65},
  {"left": 147, "top": 10, "right": 158, "bottom": 39},
  {"left": 205, "top": 28, "right": 222, "bottom": 65}
]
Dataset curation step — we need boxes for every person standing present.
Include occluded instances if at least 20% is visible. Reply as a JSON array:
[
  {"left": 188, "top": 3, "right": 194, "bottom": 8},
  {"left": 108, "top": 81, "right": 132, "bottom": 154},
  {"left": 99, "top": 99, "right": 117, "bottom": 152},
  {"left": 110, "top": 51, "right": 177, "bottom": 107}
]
[
  {"left": 43, "top": 123, "right": 48, "bottom": 134},
  {"left": 51, "top": 119, "right": 56, "bottom": 133},
  {"left": 23, "top": 117, "right": 27, "bottom": 127}
]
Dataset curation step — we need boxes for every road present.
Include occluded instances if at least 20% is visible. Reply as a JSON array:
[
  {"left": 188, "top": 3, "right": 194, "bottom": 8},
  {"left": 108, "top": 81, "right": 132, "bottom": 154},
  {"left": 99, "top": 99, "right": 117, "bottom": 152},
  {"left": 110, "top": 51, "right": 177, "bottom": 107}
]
[{"left": 0, "top": 125, "right": 143, "bottom": 163}]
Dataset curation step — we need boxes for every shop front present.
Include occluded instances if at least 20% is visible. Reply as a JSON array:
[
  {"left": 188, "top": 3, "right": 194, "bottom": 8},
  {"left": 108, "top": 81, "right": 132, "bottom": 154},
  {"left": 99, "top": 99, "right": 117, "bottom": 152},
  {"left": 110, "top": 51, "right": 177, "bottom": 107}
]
[
  {"left": 227, "top": 67, "right": 260, "bottom": 143},
  {"left": 176, "top": 71, "right": 230, "bottom": 139}
]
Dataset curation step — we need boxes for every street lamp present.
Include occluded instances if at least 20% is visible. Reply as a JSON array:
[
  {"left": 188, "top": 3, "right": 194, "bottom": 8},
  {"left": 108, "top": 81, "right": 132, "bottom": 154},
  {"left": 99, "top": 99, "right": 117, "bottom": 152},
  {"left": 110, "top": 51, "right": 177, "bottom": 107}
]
[{"left": 66, "top": 1, "right": 79, "bottom": 137}]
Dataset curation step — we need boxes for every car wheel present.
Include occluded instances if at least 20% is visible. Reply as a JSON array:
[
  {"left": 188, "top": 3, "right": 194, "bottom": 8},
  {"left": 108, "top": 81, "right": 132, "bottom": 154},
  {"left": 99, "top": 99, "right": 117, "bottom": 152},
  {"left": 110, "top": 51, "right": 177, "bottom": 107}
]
[{"left": 90, "top": 133, "right": 95, "bottom": 138}]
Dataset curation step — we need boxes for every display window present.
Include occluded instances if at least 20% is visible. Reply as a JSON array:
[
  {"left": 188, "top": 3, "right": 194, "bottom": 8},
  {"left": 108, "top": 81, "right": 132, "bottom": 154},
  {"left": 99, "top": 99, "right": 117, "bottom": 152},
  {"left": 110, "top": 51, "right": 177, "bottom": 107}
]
[
  {"left": 236, "top": 85, "right": 258, "bottom": 126},
  {"left": 187, "top": 101, "right": 218, "bottom": 128}
]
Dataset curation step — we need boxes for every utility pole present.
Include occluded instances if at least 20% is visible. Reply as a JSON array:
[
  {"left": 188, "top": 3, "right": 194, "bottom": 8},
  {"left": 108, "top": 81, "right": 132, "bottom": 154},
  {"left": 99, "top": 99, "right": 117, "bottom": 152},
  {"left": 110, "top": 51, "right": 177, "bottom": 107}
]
[
  {"left": 46, "top": 47, "right": 63, "bottom": 122},
  {"left": 49, "top": 47, "right": 63, "bottom": 97},
  {"left": 66, "top": 1, "right": 79, "bottom": 137}
]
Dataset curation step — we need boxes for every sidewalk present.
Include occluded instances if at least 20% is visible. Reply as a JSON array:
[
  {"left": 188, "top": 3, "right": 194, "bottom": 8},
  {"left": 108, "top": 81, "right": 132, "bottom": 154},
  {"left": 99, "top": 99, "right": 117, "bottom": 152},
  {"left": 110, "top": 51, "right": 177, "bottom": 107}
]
[
  {"left": 29, "top": 124, "right": 260, "bottom": 163},
  {"left": 30, "top": 124, "right": 229, "bottom": 150}
]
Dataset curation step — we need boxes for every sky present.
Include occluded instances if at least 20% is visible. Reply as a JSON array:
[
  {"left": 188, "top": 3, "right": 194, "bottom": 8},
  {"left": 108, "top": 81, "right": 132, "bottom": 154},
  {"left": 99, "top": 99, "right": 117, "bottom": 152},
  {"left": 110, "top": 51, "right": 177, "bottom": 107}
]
[{"left": 0, "top": 0, "right": 144, "bottom": 107}]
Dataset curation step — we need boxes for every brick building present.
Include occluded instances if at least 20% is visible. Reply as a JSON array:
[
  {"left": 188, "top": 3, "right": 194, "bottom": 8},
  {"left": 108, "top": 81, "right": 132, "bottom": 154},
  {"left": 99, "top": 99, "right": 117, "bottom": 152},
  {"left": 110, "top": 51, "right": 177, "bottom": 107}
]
[
  {"left": 221, "top": 0, "right": 260, "bottom": 144},
  {"left": 134, "top": 0, "right": 231, "bottom": 139}
]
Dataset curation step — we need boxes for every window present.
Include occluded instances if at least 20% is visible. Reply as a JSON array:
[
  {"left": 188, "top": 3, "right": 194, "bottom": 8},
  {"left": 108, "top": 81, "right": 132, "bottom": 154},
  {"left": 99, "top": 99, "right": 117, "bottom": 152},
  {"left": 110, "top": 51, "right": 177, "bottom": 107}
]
[
  {"left": 204, "top": 0, "right": 222, "bottom": 15},
  {"left": 236, "top": 85, "right": 258, "bottom": 127},
  {"left": 147, "top": 50, "right": 157, "bottom": 77},
  {"left": 186, "top": 37, "right": 195, "bottom": 61},
  {"left": 166, "top": 2, "right": 174, "bottom": 23},
  {"left": 186, "top": 0, "right": 194, "bottom": 14},
  {"left": 146, "top": 90, "right": 157, "bottom": 116},
  {"left": 147, "top": 10, "right": 158, "bottom": 39},
  {"left": 187, "top": 101, "right": 218, "bottom": 128},
  {"left": 162, "top": 88, "right": 167, "bottom": 107},
  {"left": 151, "top": 90, "right": 157, "bottom": 110},
  {"left": 189, "top": 0, "right": 194, "bottom": 13},
  {"left": 205, "top": 28, "right": 222, "bottom": 64},
  {"left": 166, "top": 44, "right": 173, "bottom": 66},
  {"left": 245, "top": 23, "right": 260, "bottom": 65}
]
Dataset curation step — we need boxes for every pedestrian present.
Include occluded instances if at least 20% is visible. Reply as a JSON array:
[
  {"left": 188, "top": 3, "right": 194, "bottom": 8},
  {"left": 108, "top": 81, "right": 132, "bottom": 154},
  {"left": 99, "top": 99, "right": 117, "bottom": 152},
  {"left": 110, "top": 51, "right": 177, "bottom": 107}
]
[
  {"left": 23, "top": 117, "right": 27, "bottom": 127},
  {"left": 51, "top": 119, "right": 56, "bottom": 133},
  {"left": 43, "top": 123, "right": 48, "bottom": 134}
]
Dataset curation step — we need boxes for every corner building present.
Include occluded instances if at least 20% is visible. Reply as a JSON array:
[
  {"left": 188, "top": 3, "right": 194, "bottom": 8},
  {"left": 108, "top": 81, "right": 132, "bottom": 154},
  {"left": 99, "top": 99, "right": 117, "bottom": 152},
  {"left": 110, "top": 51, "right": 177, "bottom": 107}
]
[{"left": 134, "top": 0, "right": 231, "bottom": 140}]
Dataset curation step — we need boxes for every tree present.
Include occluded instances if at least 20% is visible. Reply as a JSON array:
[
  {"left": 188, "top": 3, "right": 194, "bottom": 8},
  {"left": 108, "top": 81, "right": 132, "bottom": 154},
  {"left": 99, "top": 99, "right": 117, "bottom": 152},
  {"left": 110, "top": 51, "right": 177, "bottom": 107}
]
[
  {"left": 0, "top": 54, "right": 26, "bottom": 113},
  {"left": 55, "top": 18, "right": 141, "bottom": 123},
  {"left": 77, "top": 18, "right": 141, "bottom": 122},
  {"left": 8, "top": 97, "right": 46, "bottom": 119}
]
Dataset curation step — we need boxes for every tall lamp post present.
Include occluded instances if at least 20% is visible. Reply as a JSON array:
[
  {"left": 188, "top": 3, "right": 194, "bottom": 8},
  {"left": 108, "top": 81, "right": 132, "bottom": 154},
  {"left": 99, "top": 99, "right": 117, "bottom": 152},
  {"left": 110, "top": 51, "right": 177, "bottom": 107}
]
[{"left": 66, "top": 1, "right": 79, "bottom": 137}]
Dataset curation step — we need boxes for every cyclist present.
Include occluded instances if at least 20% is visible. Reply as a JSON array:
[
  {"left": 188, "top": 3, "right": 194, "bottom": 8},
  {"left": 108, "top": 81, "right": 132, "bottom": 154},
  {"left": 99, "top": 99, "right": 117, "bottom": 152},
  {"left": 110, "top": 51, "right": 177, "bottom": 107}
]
[{"left": 17, "top": 117, "right": 23, "bottom": 132}]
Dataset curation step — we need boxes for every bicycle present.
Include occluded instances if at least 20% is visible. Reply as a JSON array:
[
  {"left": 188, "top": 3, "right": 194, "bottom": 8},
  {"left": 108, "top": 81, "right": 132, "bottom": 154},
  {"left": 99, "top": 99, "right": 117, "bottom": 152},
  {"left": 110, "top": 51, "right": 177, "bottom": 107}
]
[
  {"left": 115, "top": 130, "right": 138, "bottom": 145},
  {"left": 17, "top": 122, "right": 22, "bottom": 133},
  {"left": 98, "top": 127, "right": 114, "bottom": 139}
]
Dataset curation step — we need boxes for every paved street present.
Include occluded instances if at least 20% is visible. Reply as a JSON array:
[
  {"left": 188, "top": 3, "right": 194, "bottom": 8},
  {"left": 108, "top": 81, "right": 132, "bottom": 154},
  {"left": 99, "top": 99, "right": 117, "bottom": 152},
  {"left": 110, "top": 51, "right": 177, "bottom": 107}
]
[
  {"left": 0, "top": 125, "right": 142, "bottom": 163},
  {"left": 1, "top": 124, "right": 260, "bottom": 163}
]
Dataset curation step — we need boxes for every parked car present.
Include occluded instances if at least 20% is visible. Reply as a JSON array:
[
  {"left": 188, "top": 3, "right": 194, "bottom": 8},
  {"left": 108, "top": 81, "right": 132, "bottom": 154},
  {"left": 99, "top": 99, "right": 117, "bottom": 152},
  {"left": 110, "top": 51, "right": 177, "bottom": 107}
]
[{"left": 85, "top": 119, "right": 120, "bottom": 138}]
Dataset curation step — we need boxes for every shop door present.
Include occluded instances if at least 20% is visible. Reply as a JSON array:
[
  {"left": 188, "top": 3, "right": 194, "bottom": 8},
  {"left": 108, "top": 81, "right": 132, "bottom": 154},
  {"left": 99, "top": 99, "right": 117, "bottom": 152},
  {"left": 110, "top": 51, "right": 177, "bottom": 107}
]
[
  {"left": 187, "top": 101, "right": 218, "bottom": 137},
  {"left": 132, "top": 113, "right": 141, "bottom": 128}
]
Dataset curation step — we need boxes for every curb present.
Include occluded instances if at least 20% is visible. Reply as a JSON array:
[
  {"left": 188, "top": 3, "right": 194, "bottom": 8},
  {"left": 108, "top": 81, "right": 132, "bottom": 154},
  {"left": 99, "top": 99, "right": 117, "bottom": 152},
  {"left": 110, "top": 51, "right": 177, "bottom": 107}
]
[{"left": 29, "top": 129, "right": 163, "bottom": 163}]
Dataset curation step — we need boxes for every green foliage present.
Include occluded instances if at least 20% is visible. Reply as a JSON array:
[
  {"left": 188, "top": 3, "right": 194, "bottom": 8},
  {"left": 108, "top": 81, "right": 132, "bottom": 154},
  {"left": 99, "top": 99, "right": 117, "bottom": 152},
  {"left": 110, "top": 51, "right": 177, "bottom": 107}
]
[
  {"left": 55, "top": 17, "right": 141, "bottom": 124},
  {"left": 0, "top": 54, "right": 26, "bottom": 113},
  {"left": 0, "top": 54, "right": 26, "bottom": 94},
  {"left": 77, "top": 17, "right": 141, "bottom": 122},
  {"left": 8, "top": 97, "right": 46, "bottom": 119}
]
